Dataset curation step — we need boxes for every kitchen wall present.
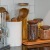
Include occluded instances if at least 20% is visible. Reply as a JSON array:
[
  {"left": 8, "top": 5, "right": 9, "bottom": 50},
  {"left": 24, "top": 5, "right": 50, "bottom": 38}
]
[
  {"left": 34, "top": 0, "right": 50, "bottom": 19},
  {"left": 0, "top": 0, "right": 50, "bottom": 20},
  {"left": 0, "top": 0, "right": 35, "bottom": 20}
]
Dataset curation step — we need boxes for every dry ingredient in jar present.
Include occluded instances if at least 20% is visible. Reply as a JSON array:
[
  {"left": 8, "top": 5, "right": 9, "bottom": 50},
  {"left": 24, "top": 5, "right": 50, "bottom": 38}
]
[
  {"left": 33, "top": 18, "right": 43, "bottom": 38},
  {"left": 28, "top": 20, "right": 38, "bottom": 41}
]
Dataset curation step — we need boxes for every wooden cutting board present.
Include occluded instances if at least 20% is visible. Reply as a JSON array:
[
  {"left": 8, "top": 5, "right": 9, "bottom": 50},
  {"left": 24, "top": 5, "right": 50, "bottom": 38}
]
[{"left": 23, "top": 39, "right": 50, "bottom": 46}]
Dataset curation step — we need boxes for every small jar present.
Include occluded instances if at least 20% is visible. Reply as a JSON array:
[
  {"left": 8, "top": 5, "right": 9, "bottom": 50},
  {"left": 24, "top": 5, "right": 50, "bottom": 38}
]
[
  {"left": 33, "top": 18, "right": 43, "bottom": 38},
  {"left": 39, "top": 25, "right": 50, "bottom": 40}
]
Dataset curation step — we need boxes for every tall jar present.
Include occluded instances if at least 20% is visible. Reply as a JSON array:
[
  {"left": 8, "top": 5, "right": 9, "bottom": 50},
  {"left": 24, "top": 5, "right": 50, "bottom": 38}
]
[{"left": 28, "top": 20, "right": 38, "bottom": 41}]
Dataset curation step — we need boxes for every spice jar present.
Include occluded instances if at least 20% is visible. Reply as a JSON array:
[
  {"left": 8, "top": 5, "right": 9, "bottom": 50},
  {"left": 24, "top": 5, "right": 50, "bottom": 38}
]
[
  {"left": 39, "top": 25, "right": 50, "bottom": 40},
  {"left": 28, "top": 20, "right": 38, "bottom": 41},
  {"left": 33, "top": 18, "right": 43, "bottom": 38}
]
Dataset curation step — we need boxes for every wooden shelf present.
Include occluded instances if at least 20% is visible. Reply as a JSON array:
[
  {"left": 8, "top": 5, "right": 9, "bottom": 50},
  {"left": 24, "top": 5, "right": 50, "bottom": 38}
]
[{"left": 22, "top": 39, "right": 50, "bottom": 48}]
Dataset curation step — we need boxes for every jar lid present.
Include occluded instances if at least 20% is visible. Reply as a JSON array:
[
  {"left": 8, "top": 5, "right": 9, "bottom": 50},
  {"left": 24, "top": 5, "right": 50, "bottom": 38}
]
[
  {"left": 33, "top": 18, "right": 43, "bottom": 22},
  {"left": 40, "top": 25, "right": 50, "bottom": 30},
  {"left": 28, "top": 20, "right": 38, "bottom": 24},
  {"left": 18, "top": 3, "right": 28, "bottom": 6}
]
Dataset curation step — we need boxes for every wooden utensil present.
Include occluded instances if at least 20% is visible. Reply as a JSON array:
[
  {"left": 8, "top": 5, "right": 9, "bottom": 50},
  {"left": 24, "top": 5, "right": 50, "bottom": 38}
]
[
  {"left": 17, "top": 8, "right": 29, "bottom": 40},
  {"left": 0, "top": 7, "right": 6, "bottom": 12}
]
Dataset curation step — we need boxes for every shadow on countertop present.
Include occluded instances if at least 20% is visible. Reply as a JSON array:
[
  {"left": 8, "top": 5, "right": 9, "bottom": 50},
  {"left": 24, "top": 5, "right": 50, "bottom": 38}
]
[{"left": 0, "top": 45, "right": 22, "bottom": 50}]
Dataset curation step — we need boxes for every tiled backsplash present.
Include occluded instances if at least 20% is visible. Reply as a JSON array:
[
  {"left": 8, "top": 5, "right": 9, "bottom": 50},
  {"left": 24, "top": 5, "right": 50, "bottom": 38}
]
[{"left": 0, "top": 0, "right": 35, "bottom": 20}]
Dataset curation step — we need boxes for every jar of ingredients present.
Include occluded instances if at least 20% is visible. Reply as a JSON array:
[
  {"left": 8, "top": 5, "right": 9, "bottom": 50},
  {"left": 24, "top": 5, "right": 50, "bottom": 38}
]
[
  {"left": 33, "top": 18, "right": 43, "bottom": 38},
  {"left": 28, "top": 20, "right": 38, "bottom": 41},
  {"left": 39, "top": 25, "right": 50, "bottom": 40}
]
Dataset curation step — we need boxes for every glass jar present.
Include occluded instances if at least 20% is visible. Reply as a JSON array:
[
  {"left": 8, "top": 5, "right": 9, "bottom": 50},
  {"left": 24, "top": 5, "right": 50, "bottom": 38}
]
[
  {"left": 33, "top": 18, "right": 43, "bottom": 38},
  {"left": 28, "top": 20, "right": 38, "bottom": 41},
  {"left": 39, "top": 25, "right": 50, "bottom": 40},
  {"left": 15, "top": 3, "right": 29, "bottom": 18}
]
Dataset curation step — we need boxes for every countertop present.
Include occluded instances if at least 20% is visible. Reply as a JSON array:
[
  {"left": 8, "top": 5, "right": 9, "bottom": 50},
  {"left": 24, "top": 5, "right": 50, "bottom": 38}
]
[{"left": 0, "top": 46, "right": 22, "bottom": 50}]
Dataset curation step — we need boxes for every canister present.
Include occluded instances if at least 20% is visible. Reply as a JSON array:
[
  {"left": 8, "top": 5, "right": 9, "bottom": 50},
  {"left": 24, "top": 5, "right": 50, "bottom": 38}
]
[
  {"left": 39, "top": 25, "right": 50, "bottom": 40},
  {"left": 33, "top": 18, "right": 43, "bottom": 38},
  {"left": 28, "top": 20, "right": 38, "bottom": 41}
]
